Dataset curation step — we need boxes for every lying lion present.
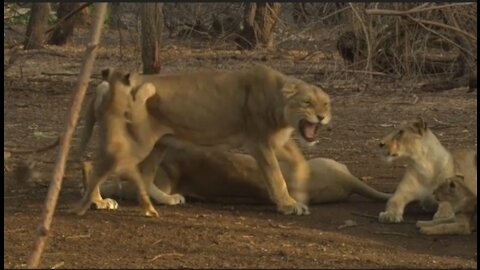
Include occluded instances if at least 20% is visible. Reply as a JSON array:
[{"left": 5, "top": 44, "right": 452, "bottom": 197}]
[
  {"left": 78, "top": 65, "right": 332, "bottom": 216},
  {"left": 82, "top": 135, "right": 391, "bottom": 206},
  {"left": 378, "top": 117, "right": 477, "bottom": 224},
  {"left": 416, "top": 172, "right": 477, "bottom": 235}
]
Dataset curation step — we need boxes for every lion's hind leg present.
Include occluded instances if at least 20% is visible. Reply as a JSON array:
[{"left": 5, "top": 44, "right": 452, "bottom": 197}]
[
  {"left": 419, "top": 219, "right": 471, "bottom": 235},
  {"left": 81, "top": 161, "right": 119, "bottom": 210},
  {"left": 69, "top": 160, "right": 114, "bottom": 216}
]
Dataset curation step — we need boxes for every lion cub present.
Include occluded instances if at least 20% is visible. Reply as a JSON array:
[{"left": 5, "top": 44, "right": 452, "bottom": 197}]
[
  {"left": 69, "top": 69, "right": 164, "bottom": 217},
  {"left": 377, "top": 117, "right": 476, "bottom": 223},
  {"left": 416, "top": 171, "right": 477, "bottom": 235}
]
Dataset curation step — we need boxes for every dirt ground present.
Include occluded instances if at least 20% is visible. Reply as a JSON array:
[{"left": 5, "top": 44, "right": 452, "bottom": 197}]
[{"left": 3, "top": 26, "right": 477, "bottom": 269}]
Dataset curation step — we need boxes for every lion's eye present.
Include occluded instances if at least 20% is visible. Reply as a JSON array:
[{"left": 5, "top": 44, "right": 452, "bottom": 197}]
[
  {"left": 302, "top": 100, "right": 311, "bottom": 106},
  {"left": 324, "top": 102, "right": 329, "bottom": 107},
  {"left": 394, "top": 130, "right": 404, "bottom": 138}
]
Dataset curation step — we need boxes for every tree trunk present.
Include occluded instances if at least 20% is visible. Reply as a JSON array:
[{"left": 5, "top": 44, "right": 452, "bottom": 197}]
[
  {"left": 293, "top": 3, "right": 308, "bottom": 25},
  {"left": 236, "top": 2, "right": 281, "bottom": 50},
  {"left": 48, "top": 3, "right": 87, "bottom": 46},
  {"left": 109, "top": 3, "right": 127, "bottom": 30},
  {"left": 140, "top": 3, "right": 163, "bottom": 74},
  {"left": 24, "top": 3, "right": 50, "bottom": 50}
]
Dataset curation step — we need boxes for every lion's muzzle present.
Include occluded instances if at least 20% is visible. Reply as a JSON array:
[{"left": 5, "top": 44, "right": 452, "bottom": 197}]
[{"left": 299, "top": 119, "right": 319, "bottom": 142}]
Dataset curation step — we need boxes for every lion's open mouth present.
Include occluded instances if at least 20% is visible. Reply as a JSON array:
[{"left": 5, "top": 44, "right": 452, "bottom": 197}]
[{"left": 299, "top": 119, "right": 319, "bottom": 142}]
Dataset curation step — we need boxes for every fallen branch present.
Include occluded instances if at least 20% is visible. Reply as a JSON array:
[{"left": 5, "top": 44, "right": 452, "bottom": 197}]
[
  {"left": 371, "top": 231, "right": 410, "bottom": 237},
  {"left": 351, "top": 211, "right": 378, "bottom": 220},
  {"left": 149, "top": 253, "right": 184, "bottom": 262},
  {"left": 365, "top": 3, "right": 475, "bottom": 16},
  {"left": 26, "top": 3, "right": 108, "bottom": 269},
  {"left": 50, "top": 261, "right": 64, "bottom": 270},
  {"left": 4, "top": 137, "right": 60, "bottom": 154},
  {"left": 40, "top": 72, "right": 103, "bottom": 80},
  {"left": 409, "top": 17, "right": 476, "bottom": 42}
]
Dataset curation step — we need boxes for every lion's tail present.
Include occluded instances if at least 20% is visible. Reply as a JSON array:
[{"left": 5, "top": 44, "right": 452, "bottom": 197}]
[{"left": 350, "top": 177, "right": 392, "bottom": 202}]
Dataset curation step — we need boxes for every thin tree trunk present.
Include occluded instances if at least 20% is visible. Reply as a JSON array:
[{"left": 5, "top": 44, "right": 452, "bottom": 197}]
[
  {"left": 24, "top": 3, "right": 50, "bottom": 50},
  {"left": 140, "top": 3, "right": 163, "bottom": 74},
  {"left": 48, "top": 3, "right": 86, "bottom": 46},
  {"left": 109, "top": 3, "right": 126, "bottom": 30},
  {"left": 26, "top": 3, "right": 108, "bottom": 268},
  {"left": 237, "top": 2, "right": 281, "bottom": 50}
]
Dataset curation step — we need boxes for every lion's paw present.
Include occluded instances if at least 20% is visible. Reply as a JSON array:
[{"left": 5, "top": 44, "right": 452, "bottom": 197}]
[
  {"left": 91, "top": 198, "right": 119, "bottom": 210},
  {"left": 278, "top": 201, "right": 310, "bottom": 216},
  {"left": 416, "top": 220, "right": 431, "bottom": 228},
  {"left": 143, "top": 206, "right": 160, "bottom": 218},
  {"left": 378, "top": 211, "right": 403, "bottom": 223},
  {"left": 167, "top": 194, "right": 186, "bottom": 205},
  {"left": 419, "top": 226, "right": 436, "bottom": 235}
]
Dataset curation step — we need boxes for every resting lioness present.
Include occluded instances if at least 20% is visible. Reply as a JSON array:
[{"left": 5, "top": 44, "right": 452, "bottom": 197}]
[
  {"left": 80, "top": 65, "right": 332, "bottom": 215},
  {"left": 82, "top": 135, "right": 391, "bottom": 205},
  {"left": 416, "top": 173, "right": 477, "bottom": 235},
  {"left": 378, "top": 117, "right": 477, "bottom": 223}
]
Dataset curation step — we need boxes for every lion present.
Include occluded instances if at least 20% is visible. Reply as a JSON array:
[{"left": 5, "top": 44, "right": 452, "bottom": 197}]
[
  {"left": 416, "top": 173, "right": 477, "bottom": 235},
  {"left": 377, "top": 117, "right": 476, "bottom": 223},
  {"left": 69, "top": 69, "right": 182, "bottom": 217},
  {"left": 82, "top": 135, "right": 391, "bottom": 206},
  {"left": 78, "top": 65, "right": 331, "bottom": 216}
]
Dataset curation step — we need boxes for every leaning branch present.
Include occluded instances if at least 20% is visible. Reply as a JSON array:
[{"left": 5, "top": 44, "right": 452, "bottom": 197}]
[
  {"left": 26, "top": 3, "right": 108, "bottom": 269},
  {"left": 45, "top": 2, "right": 93, "bottom": 34},
  {"left": 365, "top": 3, "right": 475, "bottom": 16}
]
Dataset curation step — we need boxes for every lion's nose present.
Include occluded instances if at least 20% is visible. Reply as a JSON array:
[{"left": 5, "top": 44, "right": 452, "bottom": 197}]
[
  {"left": 317, "top": 115, "right": 324, "bottom": 121},
  {"left": 379, "top": 142, "right": 385, "bottom": 148}
]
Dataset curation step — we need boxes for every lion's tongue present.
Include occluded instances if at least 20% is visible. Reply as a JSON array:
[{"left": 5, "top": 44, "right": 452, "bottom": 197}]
[{"left": 303, "top": 123, "right": 316, "bottom": 140}]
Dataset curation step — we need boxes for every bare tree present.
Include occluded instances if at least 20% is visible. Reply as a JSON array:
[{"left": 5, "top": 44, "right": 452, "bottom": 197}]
[
  {"left": 24, "top": 3, "right": 50, "bottom": 50},
  {"left": 48, "top": 3, "right": 90, "bottom": 46},
  {"left": 236, "top": 2, "right": 281, "bottom": 50},
  {"left": 140, "top": 3, "right": 163, "bottom": 74},
  {"left": 109, "top": 3, "right": 127, "bottom": 29}
]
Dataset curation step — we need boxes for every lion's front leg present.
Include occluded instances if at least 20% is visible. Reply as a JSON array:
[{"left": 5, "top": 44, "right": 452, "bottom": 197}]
[
  {"left": 138, "top": 144, "right": 185, "bottom": 206},
  {"left": 252, "top": 144, "right": 309, "bottom": 215},
  {"left": 419, "top": 216, "right": 471, "bottom": 235},
  {"left": 379, "top": 188, "right": 418, "bottom": 223},
  {"left": 275, "top": 139, "right": 310, "bottom": 204}
]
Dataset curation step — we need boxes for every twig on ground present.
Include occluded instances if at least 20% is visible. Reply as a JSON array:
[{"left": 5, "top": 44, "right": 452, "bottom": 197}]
[
  {"left": 4, "top": 137, "right": 60, "bottom": 154},
  {"left": 351, "top": 212, "right": 416, "bottom": 224},
  {"left": 50, "top": 261, "right": 64, "bottom": 269},
  {"left": 371, "top": 231, "right": 410, "bottom": 237},
  {"left": 65, "top": 234, "right": 91, "bottom": 240},
  {"left": 149, "top": 253, "right": 184, "bottom": 262}
]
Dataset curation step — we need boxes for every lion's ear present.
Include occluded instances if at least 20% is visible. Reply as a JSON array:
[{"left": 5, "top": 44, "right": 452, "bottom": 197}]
[
  {"left": 135, "top": 83, "right": 156, "bottom": 103},
  {"left": 101, "top": 68, "right": 113, "bottom": 81},
  {"left": 123, "top": 72, "right": 140, "bottom": 87},
  {"left": 412, "top": 116, "right": 428, "bottom": 135},
  {"left": 281, "top": 81, "right": 298, "bottom": 99}
]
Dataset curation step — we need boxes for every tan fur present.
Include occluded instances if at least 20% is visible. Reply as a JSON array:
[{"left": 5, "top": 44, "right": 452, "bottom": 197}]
[
  {"left": 416, "top": 174, "right": 477, "bottom": 235},
  {"left": 377, "top": 117, "right": 476, "bottom": 223},
  {"left": 81, "top": 65, "right": 331, "bottom": 215},
  {"left": 83, "top": 135, "right": 391, "bottom": 205},
  {"left": 69, "top": 70, "right": 165, "bottom": 217}
]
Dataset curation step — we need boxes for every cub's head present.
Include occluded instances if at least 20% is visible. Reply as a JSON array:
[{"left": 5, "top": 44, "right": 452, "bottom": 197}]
[
  {"left": 433, "top": 175, "right": 474, "bottom": 210},
  {"left": 378, "top": 117, "right": 430, "bottom": 163},
  {"left": 98, "top": 68, "right": 156, "bottom": 118},
  {"left": 282, "top": 79, "right": 331, "bottom": 146}
]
